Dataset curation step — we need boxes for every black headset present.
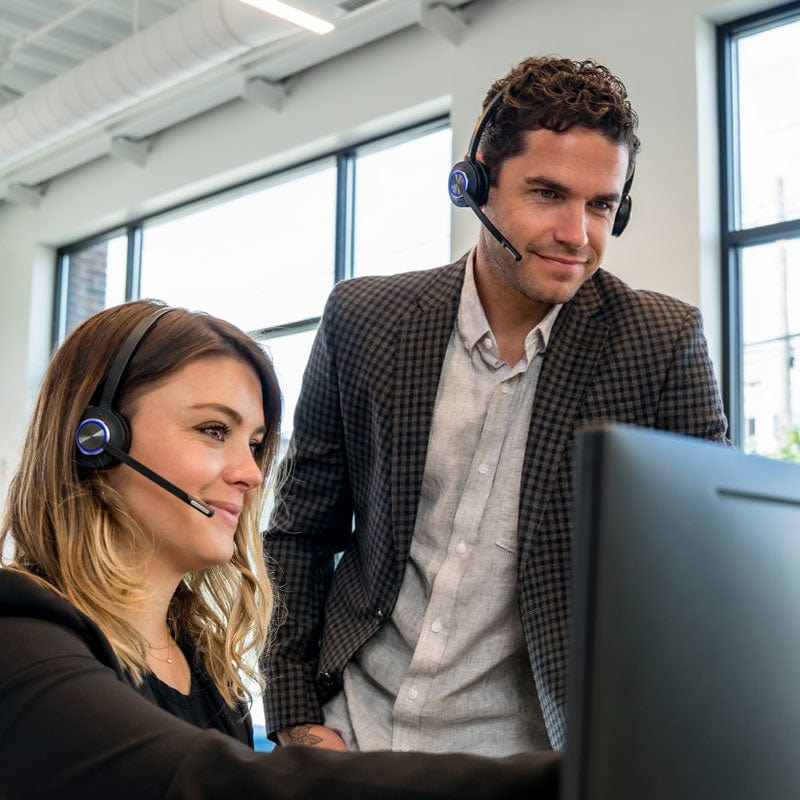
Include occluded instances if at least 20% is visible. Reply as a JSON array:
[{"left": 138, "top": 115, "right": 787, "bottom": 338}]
[
  {"left": 75, "top": 306, "right": 175, "bottom": 471},
  {"left": 447, "top": 86, "right": 634, "bottom": 243}
]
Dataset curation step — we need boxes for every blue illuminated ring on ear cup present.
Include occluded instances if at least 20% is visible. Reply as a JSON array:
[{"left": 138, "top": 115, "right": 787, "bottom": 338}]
[
  {"left": 448, "top": 168, "right": 470, "bottom": 206},
  {"left": 75, "top": 406, "right": 131, "bottom": 471},
  {"left": 448, "top": 159, "right": 491, "bottom": 208},
  {"left": 76, "top": 418, "right": 110, "bottom": 456}
]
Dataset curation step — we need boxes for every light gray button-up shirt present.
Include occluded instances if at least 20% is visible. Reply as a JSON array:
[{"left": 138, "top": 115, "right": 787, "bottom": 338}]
[{"left": 323, "top": 250, "right": 561, "bottom": 755}]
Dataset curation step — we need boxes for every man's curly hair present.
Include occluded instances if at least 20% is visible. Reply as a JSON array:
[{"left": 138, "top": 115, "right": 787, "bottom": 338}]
[{"left": 478, "top": 57, "right": 641, "bottom": 185}]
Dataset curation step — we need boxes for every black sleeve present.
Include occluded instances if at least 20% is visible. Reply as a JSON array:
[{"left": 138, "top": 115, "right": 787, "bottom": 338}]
[{"left": 0, "top": 615, "right": 560, "bottom": 800}]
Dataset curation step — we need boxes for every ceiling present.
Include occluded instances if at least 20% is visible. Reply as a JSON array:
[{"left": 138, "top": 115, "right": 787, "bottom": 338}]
[
  {"left": 0, "top": 0, "right": 191, "bottom": 101},
  {"left": 0, "top": 0, "right": 475, "bottom": 206}
]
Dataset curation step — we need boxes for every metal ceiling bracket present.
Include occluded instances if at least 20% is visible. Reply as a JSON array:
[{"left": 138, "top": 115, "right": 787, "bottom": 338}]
[
  {"left": 418, "top": 2, "right": 467, "bottom": 46},
  {"left": 242, "top": 76, "right": 288, "bottom": 111},
  {"left": 7, "top": 181, "right": 45, "bottom": 208},
  {"left": 109, "top": 135, "right": 151, "bottom": 166}
]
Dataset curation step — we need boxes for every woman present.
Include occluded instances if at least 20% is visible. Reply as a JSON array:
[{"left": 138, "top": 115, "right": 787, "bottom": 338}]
[
  {"left": 3, "top": 300, "right": 279, "bottom": 741},
  {"left": 0, "top": 300, "right": 558, "bottom": 800}
]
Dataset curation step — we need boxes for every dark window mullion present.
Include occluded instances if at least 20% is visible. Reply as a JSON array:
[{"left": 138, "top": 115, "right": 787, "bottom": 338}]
[
  {"left": 722, "top": 245, "right": 743, "bottom": 445},
  {"left": 727, "top": 35, "right": 743, "bottom": 233},
  {"left": 334, "top": 151, "right": 356, "bottom": 283},
  {"left": 726, "top": 218, "right": 800, "bottom": 248},
  {"left": 126, "top": 224, "right": 143, "bottom": 300},
  {"left": 718, "top": 21, "right": 742, "bottom": 444},
  {"left": 52, "top": 251, "right": 70, "bottom": 344}
]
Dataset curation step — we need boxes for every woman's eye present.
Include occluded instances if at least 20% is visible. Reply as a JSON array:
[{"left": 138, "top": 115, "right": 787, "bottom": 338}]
[{"left": 200, "top": 423, "right": 230, "bottom": 441}]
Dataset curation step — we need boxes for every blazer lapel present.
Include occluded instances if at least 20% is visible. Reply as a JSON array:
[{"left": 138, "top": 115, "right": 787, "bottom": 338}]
[
  {"left": 517, "top": 273, "right": 608, "bottom": 563},
  {"left": 390, "top": 261, "right": 465, "bottom": 570}
]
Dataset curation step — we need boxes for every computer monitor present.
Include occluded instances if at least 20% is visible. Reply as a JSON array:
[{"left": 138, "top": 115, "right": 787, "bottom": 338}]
[{"left": 564, "top": 423, "right": 800, "bottom": 800}]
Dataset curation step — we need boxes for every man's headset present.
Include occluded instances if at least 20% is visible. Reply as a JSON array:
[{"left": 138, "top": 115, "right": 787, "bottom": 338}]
[
  {"left": 447, "top": 86, "right": 634, "bottom": 259},
  {"left": 75, "top": 306, "right": 214, "bottom": 517}
]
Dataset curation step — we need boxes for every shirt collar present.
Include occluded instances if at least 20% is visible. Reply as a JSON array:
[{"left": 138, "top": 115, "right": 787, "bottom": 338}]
[{"left": 457, "top": 247, "right": 562, "bottom": 358}]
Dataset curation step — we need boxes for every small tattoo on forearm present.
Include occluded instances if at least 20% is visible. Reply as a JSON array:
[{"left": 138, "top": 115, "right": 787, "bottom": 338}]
[{"left": 286, "top": 725, "right": 324, "bottom": 746}]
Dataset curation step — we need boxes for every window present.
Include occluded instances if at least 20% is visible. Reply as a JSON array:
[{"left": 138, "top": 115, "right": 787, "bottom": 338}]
[
  {"left": 352, "top": 127, "right": 453, "bottom": 277},
  {"left": 140, "top": 163, "right": 338, "bottom": 333},
  {"left": 720, "top": 2, "right": 800, "bottom": 462},
  {"left": 55, "top": 234, "right": 128, "bottom": 340}
]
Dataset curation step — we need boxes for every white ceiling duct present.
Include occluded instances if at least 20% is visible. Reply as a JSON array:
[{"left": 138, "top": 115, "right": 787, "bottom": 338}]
[{"left": 0, "top": 0, "right": 298, "bottom": 173}]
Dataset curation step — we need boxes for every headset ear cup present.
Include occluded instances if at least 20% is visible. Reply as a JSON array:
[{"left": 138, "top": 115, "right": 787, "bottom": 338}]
[
  {"left": 75, "top": 407, "right": 131, "bottom": 471},
  {"left": 448, "top": 159, "right": 491, "bottom": 208},
  {"left": 612, "top": 195, "right": 632, "bottom": 237}
]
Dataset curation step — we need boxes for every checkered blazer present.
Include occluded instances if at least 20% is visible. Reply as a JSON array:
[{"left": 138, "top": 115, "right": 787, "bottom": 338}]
[{"left": 263, "top": 255, "right": 728, "bottom": 749}]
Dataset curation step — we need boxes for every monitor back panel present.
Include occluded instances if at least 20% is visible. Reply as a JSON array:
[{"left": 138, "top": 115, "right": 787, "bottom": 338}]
[{"left": 565, "top": 424, "right": 800, "bottom": 800}]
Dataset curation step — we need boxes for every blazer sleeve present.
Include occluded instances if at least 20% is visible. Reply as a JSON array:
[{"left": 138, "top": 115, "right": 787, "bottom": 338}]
[
  {"left": 0, "top": 613, "right": 560, "bottom": 800},
  {"left": 263, "top": 287, "right": 355, "bottom": 736},
  {"left": 654, "top": 305, "right": 729, "bottom": 443}
]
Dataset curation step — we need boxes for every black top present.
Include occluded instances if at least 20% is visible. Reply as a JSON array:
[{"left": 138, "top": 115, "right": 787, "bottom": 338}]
[
  {"left": 136, "top": 644, "right": 252, "bottom": 747},
  {"left": 0, "top": 567, "right": 560, "bottom": 800}
]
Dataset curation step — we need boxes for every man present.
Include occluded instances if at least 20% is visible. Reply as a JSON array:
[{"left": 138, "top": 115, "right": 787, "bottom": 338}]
[{"left": 263, "top": 57, "right": 728, "bottom": 755}]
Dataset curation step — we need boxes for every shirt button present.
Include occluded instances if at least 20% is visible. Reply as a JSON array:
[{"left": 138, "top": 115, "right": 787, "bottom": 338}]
[
  {"left": 483, "top": 337, "right": 492, "bottom": 349},
  {"left": 408, "top": 686, "right": 418, "bottom": 699},
  {"left": 478, "top": 463, "right": 488, "bottom": 474},
  {"left": 500, "top": 384, "right": 509, "bottom": 394},
  {"left": 456, "top": 542, "right": 466, "bottom": 555},
  {"left": 431, "top": 619, "right": 442, "bottom": 633}
]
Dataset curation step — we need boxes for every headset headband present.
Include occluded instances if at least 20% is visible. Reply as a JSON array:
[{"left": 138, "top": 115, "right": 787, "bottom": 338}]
[
  {"left": 467, "top": 87, "right": 506, "bottom": 164},
  {"left": 98, "top": 306, "right": 175, "bottom": 410}
]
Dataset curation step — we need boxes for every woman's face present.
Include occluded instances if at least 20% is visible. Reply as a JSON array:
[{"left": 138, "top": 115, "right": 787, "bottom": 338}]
[{"left": 107, "top": 355, "right": 266, "bottom": 581}]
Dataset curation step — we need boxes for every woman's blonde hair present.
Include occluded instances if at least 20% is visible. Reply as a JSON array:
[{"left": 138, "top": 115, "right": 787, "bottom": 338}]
[{"left": 1, "top": 299, "right": 282, "bottom": 709}]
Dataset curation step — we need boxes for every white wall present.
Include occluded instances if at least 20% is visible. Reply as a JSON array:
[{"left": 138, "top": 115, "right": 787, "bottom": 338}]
[{"left": 0, "top": 0, "right": 780, "bottom": 499}]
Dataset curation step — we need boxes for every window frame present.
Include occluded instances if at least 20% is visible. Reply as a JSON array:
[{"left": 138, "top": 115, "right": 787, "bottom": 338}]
[{"left": 717, "top": 0, "right": 800, "bottom": 447}]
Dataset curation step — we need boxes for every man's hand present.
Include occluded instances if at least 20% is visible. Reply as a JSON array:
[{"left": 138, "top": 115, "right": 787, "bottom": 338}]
[{"left": 277, "top": 724, "right": 348, "bottom": 750}]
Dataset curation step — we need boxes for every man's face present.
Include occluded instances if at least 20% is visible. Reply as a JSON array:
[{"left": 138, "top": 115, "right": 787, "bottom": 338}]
[{"left": 475, "top": 126, "right": 629, "bottom": 316}]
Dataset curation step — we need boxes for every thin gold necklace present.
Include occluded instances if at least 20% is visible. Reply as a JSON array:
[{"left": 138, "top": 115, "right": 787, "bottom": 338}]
[{"left": 148, "top": 628, "right": 174, "bottom": 665}]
